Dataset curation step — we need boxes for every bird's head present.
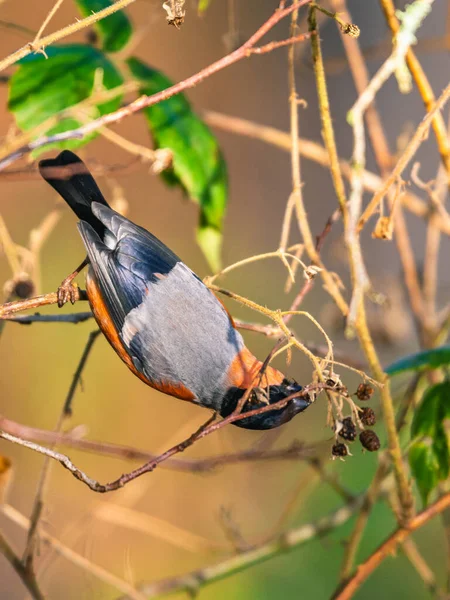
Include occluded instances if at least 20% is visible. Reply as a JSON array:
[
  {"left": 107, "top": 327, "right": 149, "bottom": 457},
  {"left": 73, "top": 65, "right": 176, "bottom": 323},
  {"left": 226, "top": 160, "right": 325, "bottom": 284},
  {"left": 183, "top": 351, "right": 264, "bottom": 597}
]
[{"left": 220, "top": 379, "right": 311, "bottom": 430}]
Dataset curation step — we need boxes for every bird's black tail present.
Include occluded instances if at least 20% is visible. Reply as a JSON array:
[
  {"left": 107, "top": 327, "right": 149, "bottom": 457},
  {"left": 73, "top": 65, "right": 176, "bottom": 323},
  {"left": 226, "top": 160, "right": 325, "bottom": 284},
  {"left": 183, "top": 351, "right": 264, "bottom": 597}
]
[{"left": 39, "top": 150, "right": 109, "bottom": 238}]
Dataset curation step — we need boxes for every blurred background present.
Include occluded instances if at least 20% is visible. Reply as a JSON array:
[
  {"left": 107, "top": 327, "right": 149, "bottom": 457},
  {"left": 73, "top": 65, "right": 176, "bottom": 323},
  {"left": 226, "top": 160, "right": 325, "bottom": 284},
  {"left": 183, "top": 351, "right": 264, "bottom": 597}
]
[{"left": 0, "top": 0, "right": 449, "bottom": 598}]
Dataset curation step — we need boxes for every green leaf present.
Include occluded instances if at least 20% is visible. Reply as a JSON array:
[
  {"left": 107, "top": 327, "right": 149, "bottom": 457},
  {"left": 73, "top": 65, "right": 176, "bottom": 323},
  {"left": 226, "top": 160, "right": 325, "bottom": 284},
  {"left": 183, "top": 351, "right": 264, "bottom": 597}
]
[
  {"left": 74, "top": 0, "right": 133, "bottom": 53},
  {"left": 198, "top": 0, "right": 213, "bottom": 14},
  {"left": 8, "top": 45, "right": 123, "bottom": 153},
  {"left": 197, "top": 226, "right": 222, "bottom": 274},
  {"left": 409, "top": 441, "right": 440, "bottom": 505},
  {"left": 410, "top": 382, "right": 447, "bottom": 438},
  {"left": 385, "top": 345, "right": 450, "bottom": 376},
  {"left": 409, "top": 382, "right": 450, "bottom": 504},
  {"left": 127, "top": 56, "right": 228, "bottom": 271}
]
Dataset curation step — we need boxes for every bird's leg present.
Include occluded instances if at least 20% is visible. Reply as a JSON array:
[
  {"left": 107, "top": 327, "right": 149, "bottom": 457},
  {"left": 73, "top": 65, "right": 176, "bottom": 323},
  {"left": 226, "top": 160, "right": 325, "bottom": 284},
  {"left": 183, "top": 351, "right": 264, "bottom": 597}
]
[{"left": 57, "top": 258, "right": 88, "bottom": 308}]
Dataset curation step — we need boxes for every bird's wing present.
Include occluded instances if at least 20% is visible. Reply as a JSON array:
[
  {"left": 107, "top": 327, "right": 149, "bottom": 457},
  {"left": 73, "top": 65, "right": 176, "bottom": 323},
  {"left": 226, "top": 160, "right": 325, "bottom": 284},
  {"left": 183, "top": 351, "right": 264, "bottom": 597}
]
[{"left": 78, "top": 202, "right": 182, "bottom": 330}]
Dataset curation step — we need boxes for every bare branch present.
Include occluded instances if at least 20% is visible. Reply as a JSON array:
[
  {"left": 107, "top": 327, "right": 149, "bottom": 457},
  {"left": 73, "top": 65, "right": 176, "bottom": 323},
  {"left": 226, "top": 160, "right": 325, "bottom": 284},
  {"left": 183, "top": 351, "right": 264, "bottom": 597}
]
[
  {"left": 0, "top": 1, "right": 312, "bottom": 170},
  {"left": 333, "top": 492, "right": 450, "bottom": 600}
]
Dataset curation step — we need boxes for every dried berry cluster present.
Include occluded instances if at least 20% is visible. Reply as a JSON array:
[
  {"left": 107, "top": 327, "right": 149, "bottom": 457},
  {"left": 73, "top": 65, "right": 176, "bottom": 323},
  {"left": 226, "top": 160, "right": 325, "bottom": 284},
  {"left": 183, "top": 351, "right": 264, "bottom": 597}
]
[{"left": 331, "top": 382, "right": 380, "bottom": 460}]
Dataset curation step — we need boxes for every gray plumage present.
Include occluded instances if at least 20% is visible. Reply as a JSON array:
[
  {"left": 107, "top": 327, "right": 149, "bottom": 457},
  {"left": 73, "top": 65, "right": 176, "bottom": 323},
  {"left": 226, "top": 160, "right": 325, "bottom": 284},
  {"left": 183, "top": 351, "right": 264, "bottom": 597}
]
[{"left": 79, "top": 202, "right": 244, "bottom": 409}]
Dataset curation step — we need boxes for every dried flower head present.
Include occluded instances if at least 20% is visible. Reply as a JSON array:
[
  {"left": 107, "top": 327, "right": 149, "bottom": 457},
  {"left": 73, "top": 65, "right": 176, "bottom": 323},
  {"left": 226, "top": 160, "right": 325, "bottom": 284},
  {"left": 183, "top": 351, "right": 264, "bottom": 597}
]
[
  {"left": 339, "top": 22, "right": 360, "bottom": 38},
  {"left": 356, "top": 383, "right": 374, "bottom": 401},
  {"left": 338, "top": 416, "right": 357, "bottom": 442},
  {"left": 331, "top": 442, "right": 348, "bottom": 459},
  {"left": 359, "top": 407, "right": 376, "bottom": 427},
  {"left": 359, "top": 430, "right": 381, "bottom": 452}
]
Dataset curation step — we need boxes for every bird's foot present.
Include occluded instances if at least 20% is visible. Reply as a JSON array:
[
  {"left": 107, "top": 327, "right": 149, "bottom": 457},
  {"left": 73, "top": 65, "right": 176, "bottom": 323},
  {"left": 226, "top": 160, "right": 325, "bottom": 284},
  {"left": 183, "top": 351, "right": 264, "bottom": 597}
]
[
  {"left": 57, "top": 280, "right": 80, "bottom": 308},
  {"left": 56, "top": 258, "right": 88, "bottom": 308}
]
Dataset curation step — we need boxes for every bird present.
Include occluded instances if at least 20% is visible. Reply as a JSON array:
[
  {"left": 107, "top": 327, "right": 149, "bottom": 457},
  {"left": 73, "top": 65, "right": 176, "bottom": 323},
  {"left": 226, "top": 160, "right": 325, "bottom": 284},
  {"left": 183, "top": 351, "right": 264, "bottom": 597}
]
[{"left": 39, "top": 150, "right": 311, "bottom": 430}]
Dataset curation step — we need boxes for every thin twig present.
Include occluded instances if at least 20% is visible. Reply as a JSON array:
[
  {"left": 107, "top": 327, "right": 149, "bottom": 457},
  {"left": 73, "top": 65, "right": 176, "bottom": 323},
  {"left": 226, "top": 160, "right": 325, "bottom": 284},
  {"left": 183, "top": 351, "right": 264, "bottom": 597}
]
[
  {"left": 308, "top": 5, "right": 348, "bottom": 223},
  {"left": 131, "top": 496, "right": 366, "bottom": 599},
  {"left": 3, "top": 312, "right": 93, "bottom": 324},
  {"left": 359, "top": 81, "right": 450, "bottom": 231},
  {"left": 0, "top": 290, "right": 88, "bottom": 317},
  {"left": 379, "top": 0, "right": 450, "bottom": 180},
  {"left": 339, "top": 456, "right": 390, "bottom": 581},
  {"left": 0, "top": 414, "right": 317, "bottom": 470},
  {"left": 0, "top": 530, "right": 45, "bottom": 600},
  {"left": 21, "top": 330, "right": 100, "bottom": 571},
  {"left": 402, "top": 538, "right": 441, "bottom": 598},
  {"left": 333, "top": 492, "right": 450, "bottom": 600},
  {"left": 32, "top": 0, "right": 66, "bottom": 47},
  {"left": 0, "top": 0, "right": 139, "bottom": 73},
  {"left": 1, "top": 504, "right": 146, "bottom": 600},
  {"left": 0, "top": 386, "right": 326, "bottom": 493},
  {"left": 0, "top": 1, "right": 313, "bottom": 170},
  {"left": 204, "top": 111, "right": 450, "bottom": 233}
]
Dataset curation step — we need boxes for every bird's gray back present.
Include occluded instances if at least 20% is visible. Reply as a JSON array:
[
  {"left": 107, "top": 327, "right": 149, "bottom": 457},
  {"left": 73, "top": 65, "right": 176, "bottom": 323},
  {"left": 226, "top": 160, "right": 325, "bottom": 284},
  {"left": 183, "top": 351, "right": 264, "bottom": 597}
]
[{"left": 121, "top": 262, "right": 244, "bottom": 408}]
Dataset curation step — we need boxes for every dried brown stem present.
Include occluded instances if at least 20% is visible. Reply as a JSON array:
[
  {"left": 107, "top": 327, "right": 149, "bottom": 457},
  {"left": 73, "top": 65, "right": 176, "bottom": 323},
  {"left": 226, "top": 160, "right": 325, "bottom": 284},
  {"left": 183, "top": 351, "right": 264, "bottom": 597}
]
[
  {"left": 379, "top": 0, "right": 450, "bottom": 181},
  {"left": 333, "top": 492, "right": 450, "bottom": 600},
  {"left": 204, "top": 111, "right": 450, "bottom": 232},
  {"left": 359, "top": 81, "right": 450, "bottom": 232},
  {"left": 0, "top": 290, "right": 88, "bottom": 317},
  {"left": 1, "top": 503, "right": 146, "bottom": 600},
  {"left": 0, "top": 1, "right": 312, "bottom": 170},
  {"left": 21, "top": 330, "right": 101, "bottom": 571},
  {"left": 132, "top": 495, "right": 366, "bottom": 599},
  {"left": 0, "top": 0, "right": 139, "bottom": 73},
  {"left": 0, "top": 386, "right": 325, "bottom": 493},
  {"left": 0, "top": 530, "right": 45, "bottom": 600},
  {"left": 0, "top": 414, "right": 316, "bottom": 471}
]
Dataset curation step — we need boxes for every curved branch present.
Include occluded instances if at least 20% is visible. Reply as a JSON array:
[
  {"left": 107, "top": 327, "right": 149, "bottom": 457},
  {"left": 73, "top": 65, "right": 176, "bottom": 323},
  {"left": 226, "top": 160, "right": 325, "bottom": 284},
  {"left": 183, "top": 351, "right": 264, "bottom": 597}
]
[
  {"left": 0, "top": 1, "right": 311, "bottom": 170},
  {"left": 333, "top": 492, "right": 450, "bottom": 600}
]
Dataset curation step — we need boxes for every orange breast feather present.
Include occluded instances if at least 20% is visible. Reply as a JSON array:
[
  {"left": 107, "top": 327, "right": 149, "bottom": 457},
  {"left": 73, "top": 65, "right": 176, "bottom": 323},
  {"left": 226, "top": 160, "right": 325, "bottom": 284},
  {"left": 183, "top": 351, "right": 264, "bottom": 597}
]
[
  {"left": 212, "top": 291, "right": 285, "bottom": 390},
  {"left": 227, "top": 346, "right": 285, "bottom": 390}
]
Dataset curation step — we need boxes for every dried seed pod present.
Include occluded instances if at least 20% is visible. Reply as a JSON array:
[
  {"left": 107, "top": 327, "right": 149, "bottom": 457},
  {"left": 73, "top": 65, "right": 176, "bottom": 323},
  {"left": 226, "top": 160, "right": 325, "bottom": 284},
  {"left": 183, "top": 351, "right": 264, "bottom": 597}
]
[
  {"left": 359, "top": 407, "right": 376, "bottom": 427},
  {"left": 356, "top": 383, "right": 374, "bottom": 401},
  {"left": 359, "top": 430, "right": 381, "bottom": 452},
  {"left": 331, "top": 442, "right": 348, "bottom": 458},
  {"left": 12, "top": 278, "right": 35, "bottom": 299},
  {"left": 338, "top": 417, "right": 357, "bottom": 442},
  {"left": 339, "top": 22, "right": 360, "bottom": 38}
]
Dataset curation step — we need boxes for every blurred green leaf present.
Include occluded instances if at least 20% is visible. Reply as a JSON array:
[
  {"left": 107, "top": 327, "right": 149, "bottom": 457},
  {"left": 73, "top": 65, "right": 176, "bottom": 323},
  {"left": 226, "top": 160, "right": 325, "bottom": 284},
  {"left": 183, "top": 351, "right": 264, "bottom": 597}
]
[
  {"left": 127, "top": 56, "right": 228, "bottom": 271},
  {"left": 8, "top": 45, "right": 123, "bottom": 153},
  {"left": 198, "top": 0, "right": 213, "bottom": 14},
  {"left": 410, "top": 382, "right": 445, "bottom": 437},
  {"left": 74, "top": 0, "right": 133, "bottom": 53},
  {"left": 385, "top": 345, "right": 450, "bottom": 376},
  {"left": 197, "top": 226, "right": 222, "bottom": 275},
  {"left": 409, "top": 382, "right": 450, "bottom": 504},
  {"left": 409, "top": 441, "right": 440, "bottom": 505}
]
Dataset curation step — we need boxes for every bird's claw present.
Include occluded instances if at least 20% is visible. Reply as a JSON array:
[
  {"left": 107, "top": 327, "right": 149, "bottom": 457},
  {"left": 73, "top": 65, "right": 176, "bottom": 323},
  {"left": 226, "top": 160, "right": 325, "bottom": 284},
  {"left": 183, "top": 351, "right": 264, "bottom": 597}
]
[{"left": 57, "top": 281, "right": 79, "bottom": 308}]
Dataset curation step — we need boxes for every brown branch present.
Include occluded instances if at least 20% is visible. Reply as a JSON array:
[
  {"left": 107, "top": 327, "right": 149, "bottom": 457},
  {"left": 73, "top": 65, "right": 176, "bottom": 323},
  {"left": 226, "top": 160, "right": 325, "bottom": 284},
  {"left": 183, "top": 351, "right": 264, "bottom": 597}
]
[
  {"left": 0, "top": 530, "right": 45, "bottom": 600},
  {"left": 1, "top": 503, "right": 146, "bottom": 600},
  {"left": 0, "top": 1, "right": 312, "bottom": 170},
  {"left": 0, "top": 386, "right": 325, "bottom": 493},
  {"left": 0, "top": 0, "right": 139, "bottom": 73},
  {"left": 379, "top": 0, "right": 450, "bottom": 180},
  {"left": 204, "top": 111, "right": 450, "bottom": 234},
  {"left": 131, "top": 495, "right": 366, "bottom": 599},
  {"left": 339, "top": 457, "right": 390, "bottom": 581},
  {"left": 21, "top": 330, "right": 101, "bottom": 572},
  {"left": 333, "top": 492, "right": 450, "bottom": 600},
  {"left": 0, "top": 414, "right": 316, "bottom": 471},
  {"left": 358, "top": 81, "right": 450, "bottom": 232},
  {"left": 0, "top": 290, "right": 88, "bottom": 318},
  {"left": 249, "top": 31, "right": 314, "bottom": 55},
  {"left": 0, "top": 158, "right": 141, "bottom": 181}
]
